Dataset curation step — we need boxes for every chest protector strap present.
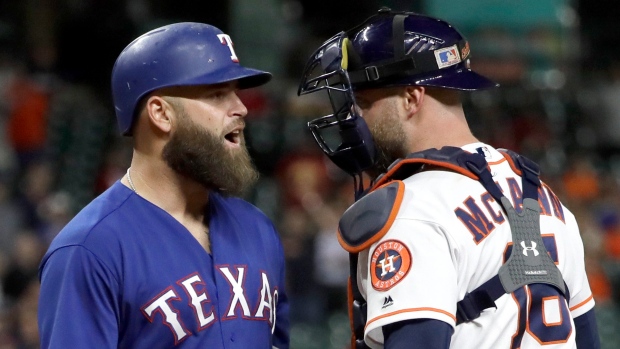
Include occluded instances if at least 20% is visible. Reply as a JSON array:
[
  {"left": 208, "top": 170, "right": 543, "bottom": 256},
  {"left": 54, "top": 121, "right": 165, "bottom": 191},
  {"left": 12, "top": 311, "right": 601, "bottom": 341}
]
[{"left": 344, "top": 146, "right": 568, "bottom": 348}]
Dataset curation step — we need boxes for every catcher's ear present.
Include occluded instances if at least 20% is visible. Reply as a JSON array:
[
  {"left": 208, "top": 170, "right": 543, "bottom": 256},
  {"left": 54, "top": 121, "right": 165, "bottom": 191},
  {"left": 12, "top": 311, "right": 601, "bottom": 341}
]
[
  {"left": 404, "top": 86, "right": 425, "bottom": 117},
  {"left": 144, "top": 96, "right": 174, "bottom": 134}
]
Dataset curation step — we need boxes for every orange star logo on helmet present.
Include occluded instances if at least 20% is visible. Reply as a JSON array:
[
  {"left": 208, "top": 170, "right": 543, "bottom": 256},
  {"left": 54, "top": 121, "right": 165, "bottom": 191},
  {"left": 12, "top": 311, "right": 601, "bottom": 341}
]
[{"left": 370, "top": 240, "right": 412, "bottom": 291}]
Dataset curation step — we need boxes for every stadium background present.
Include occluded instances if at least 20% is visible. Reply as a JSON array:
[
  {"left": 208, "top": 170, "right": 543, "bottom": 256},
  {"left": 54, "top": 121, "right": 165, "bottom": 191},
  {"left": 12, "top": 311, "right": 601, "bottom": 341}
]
[{"left": 0, "top": 0, "right": 619, "bottom": 347}]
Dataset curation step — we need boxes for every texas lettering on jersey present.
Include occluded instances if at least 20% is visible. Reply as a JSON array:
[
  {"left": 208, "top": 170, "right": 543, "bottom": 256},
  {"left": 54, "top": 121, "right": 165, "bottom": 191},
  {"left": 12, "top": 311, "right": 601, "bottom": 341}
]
[
  {"left": 142, "top": 267, "right": 278, "bottom": 344},
  {"left": 454, "top": 179, "right": 565, "bottom": 244},
  {"left": 38, "top": 183, "right": 290, "bottom": 349}
]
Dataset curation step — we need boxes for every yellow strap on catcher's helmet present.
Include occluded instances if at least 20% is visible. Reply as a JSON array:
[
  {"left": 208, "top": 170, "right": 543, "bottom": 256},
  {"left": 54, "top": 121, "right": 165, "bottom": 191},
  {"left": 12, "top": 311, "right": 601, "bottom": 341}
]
[{"left": 341, "top": 37, "right": 350, "bottom": 70}]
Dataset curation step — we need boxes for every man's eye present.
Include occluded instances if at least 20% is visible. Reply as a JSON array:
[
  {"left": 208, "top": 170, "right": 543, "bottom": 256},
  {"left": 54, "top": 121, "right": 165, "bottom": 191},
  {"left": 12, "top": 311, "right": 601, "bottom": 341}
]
[{"left": 208, "top": 91, "right": 227, "bottom": 100}]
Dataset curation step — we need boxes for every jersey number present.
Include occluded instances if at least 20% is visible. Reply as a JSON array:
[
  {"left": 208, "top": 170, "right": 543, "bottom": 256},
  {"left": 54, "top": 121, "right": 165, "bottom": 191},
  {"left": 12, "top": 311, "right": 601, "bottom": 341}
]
[{"left": 504, "top": 235, "right": 572, "bottom": 347}]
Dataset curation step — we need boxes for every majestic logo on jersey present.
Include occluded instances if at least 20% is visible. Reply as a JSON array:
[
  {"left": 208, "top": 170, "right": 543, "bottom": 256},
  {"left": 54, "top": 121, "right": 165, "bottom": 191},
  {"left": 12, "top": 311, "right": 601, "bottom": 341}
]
[
  {"left": 382, "top": 295, "right": 394, "bottom": 309},
  {"left": 370, "top": 240, "right": 411, "bottom": 291}
]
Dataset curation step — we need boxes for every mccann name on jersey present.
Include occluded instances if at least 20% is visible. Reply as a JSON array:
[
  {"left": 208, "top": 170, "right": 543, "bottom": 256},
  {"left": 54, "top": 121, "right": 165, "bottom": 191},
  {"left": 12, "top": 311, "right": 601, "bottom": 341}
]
[{"left": 454, "top": 178, "right": 565, "bottom": 244}]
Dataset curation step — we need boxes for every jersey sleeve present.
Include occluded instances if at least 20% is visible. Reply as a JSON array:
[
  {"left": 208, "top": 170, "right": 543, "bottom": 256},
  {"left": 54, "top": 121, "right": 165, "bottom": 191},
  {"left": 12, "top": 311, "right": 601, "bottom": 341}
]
[
  {"left": 361, "top": 218, "right": 458, "bottom": 346},
  {"left": 574, "top": 308, "right": 601, "bottom": 349},
  {"left": 383, "top": 318, "right": 452, "bottom": 349},
  {"left": 563, "top": 213, "right": 596, "bottom": 317},
  {"left": 38, "top": 246, "right": 120, "bottom": 349}
]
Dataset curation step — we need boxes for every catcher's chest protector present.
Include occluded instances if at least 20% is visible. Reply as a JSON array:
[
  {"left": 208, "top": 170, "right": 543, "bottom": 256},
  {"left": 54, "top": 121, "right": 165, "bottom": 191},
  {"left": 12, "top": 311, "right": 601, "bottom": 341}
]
[{"left": 338, "top": 146, "right": 568, "bottom": 349}]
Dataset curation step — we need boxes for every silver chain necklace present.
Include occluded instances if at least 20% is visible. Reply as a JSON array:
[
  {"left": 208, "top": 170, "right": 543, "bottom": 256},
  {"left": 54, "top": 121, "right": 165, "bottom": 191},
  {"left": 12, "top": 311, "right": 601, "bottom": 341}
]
[{"left": 126, "top": 167, "right": 137, "bottom": 192}]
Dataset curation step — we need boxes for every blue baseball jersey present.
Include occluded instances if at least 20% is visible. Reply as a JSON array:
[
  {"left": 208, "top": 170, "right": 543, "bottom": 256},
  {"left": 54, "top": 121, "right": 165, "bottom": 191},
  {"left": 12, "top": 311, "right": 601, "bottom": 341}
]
[{"left": 38, "top": 181, "right": 289, "bottom": 348}]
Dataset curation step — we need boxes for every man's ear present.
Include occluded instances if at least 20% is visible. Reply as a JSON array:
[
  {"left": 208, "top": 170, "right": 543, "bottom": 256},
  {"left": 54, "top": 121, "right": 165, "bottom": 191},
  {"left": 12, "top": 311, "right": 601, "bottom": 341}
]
[
  {"left": 403, "top": 86, "right": 425, "bottom": 118},
  {"left": 144, "top": 96, "right": 174, "bottom": 134}
]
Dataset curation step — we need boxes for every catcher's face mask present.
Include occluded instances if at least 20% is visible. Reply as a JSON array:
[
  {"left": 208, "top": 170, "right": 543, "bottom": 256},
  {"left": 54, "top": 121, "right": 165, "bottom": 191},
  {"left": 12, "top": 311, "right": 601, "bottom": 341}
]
[{"left": 297, "top": 32, "right": 377, "bottom": 178}]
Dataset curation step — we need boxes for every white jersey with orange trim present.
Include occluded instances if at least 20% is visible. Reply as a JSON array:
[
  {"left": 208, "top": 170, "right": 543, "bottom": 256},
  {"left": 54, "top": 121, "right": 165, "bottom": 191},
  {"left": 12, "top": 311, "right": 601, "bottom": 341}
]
[{"left": 359, "top": 142, "right": 595, "bottom": 349}]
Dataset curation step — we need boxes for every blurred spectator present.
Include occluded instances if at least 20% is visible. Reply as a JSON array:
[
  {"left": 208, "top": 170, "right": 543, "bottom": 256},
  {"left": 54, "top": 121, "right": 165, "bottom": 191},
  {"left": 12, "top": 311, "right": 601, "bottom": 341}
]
[
  {"left": 562, "top": 153, "right": 601, "bottom": 203},
  {"left": 36, "top": 191, "right": 72, "bottom": 244},
  {"left": 0, "top": 176, "right": 25, "bottom": 258},
  {"left": 45, "top": 83, "right": 113, "bottom": 212},
  {"left": 591, "top": 60, "right": 620, "bottom": 160},
  {"left": 14, "top": 161, "right": 54, "bottom": 235},
  {"left": 279, "top": 206, "right": 321, "bottom": 324},
  {"left": 12, "top": 279, "right": 39, "bottom": 349},
  {"left": 1, "top": 232, "right": 44, "bottom": 306},
  {"left": 593, "top": 173, "right": 620, "bottom": 305},
  {"left": 5, "top": 68, "right": 49, "bottom": 169},
  {"left": 275, "top": 150, "right": 332, "bottom": 211},
  {"left": 511, "top": 106, "right": 554, "bottom": 160},
  {"left": 0, "top": 311, "right": 17, "bottom": 348},
  {"left": 574, "top": 206, "right": 614, "bottom": 305},
  {"left": 94, "top": 138, "right": 132, "bottom": 195},
  {"left": 312, "top": 190, "right": 351, "bottom": 317}
]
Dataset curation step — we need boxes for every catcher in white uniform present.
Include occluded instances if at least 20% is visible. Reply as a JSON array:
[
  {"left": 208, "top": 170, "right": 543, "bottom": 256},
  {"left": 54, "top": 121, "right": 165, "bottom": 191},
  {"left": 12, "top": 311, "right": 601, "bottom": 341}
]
[{"left": 297, "top": 8, "right": 600, "bottom": 349}]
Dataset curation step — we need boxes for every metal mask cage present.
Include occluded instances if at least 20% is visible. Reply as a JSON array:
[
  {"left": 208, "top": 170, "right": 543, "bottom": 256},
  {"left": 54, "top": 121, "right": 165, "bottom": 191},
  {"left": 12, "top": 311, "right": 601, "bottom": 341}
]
[{"left": 298, "top": 32, "right": 376, "bottom": 176}]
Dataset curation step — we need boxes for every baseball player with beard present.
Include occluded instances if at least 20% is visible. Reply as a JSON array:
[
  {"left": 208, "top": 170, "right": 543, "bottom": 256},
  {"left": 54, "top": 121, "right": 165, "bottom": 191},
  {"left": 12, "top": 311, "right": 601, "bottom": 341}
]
[
  {"left": 38, "top": 23, "right": 289, "bottom": 348},
  {"left": 298, "top": 8, "right": 600, "bottom": 349}
]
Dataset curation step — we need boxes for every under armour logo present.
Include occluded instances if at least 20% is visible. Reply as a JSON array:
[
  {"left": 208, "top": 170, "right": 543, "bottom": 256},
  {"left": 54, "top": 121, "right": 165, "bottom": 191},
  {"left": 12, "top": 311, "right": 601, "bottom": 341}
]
[
  {"left": 521, "top": 241, "right": 539, "bottom": 257},
  {"left": 379, "top": 255, "right": 398, "bottom": 277},
  {"left": 382, "top": 296, "right": 394, "bottom": 309}
]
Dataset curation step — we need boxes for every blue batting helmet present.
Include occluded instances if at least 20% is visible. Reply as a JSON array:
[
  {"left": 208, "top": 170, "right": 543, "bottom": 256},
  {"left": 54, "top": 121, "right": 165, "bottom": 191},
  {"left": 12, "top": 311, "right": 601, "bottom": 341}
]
[{"left": 112, "top": 22, "right": 272, "bottom": 135}]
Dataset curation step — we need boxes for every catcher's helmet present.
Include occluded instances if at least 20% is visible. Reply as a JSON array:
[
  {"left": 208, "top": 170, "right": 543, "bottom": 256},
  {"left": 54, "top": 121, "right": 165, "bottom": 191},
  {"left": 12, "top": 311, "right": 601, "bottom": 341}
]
[
  {"left": 345, "top": 9, "right": 498, "bottom": 90},
  {"left": 112, "top": 22, "right": 272, "bottom": 135},
  {"left": 298, "top": 8, "right": 498, "bottom": 179}
]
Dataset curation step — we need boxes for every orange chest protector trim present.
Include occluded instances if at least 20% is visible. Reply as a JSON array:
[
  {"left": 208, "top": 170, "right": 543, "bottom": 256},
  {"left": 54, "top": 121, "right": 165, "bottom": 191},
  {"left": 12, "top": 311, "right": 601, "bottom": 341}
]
[
  {"left": 338, "top": 146, "right": 481, "bottom": 253},
  {"left": 339, "top": 146, "right": 568, "bottom": 349},
  {"left": 338, "top": 147, "right": 480, "bottom": 253},
  {"left": 338, "top": 180, "right": 405, "bottom": 253}
]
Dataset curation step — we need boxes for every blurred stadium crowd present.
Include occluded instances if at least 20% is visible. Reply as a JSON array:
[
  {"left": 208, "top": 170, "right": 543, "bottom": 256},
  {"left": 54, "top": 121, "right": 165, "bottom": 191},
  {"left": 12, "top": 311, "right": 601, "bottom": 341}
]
[{"left": 0, "top": 1, "right": 619, "bottom": 348}]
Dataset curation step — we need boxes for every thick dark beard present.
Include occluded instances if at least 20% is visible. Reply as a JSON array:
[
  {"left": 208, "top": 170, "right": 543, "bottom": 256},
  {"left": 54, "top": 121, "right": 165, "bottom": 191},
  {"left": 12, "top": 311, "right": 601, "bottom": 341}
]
[
  {"left": 162, "top": 112, "right": 259, "bottom": 197},
  {"left": 366, "top": 109, "right": 408, "bottom": 180}
]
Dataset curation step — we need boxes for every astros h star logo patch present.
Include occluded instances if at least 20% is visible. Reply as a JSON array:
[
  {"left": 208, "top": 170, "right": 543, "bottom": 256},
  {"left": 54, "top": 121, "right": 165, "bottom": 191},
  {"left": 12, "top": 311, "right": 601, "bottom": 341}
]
[{"left": 370, "top": 240, "right": 412, "bottom": 291}]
